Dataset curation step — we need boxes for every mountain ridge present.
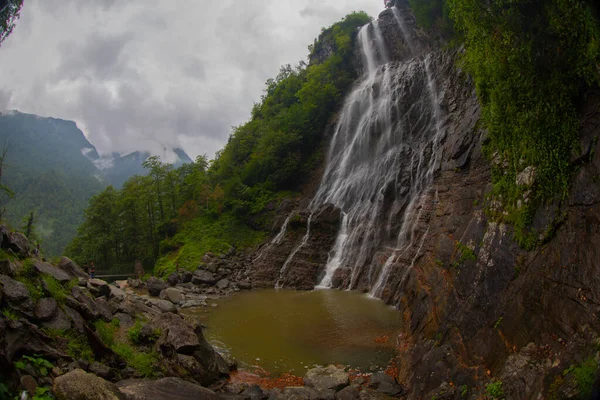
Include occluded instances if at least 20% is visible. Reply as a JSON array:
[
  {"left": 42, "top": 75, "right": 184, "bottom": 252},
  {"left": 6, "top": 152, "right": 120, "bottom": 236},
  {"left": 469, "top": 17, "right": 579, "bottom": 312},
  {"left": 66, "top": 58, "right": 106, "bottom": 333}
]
[{"left": 0, "top": 110, "right": 194, "bottom": 255}]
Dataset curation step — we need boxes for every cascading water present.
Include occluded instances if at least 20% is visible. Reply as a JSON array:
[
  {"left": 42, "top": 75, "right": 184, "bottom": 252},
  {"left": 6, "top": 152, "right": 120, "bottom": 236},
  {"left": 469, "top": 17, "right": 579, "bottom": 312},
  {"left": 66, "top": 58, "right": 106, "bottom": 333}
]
[
  {"left": 275, "top": 214, "right": 313, "bottom": 289},
  {"left": 308, "top": 8, "right": 445, "bottom": 295}
]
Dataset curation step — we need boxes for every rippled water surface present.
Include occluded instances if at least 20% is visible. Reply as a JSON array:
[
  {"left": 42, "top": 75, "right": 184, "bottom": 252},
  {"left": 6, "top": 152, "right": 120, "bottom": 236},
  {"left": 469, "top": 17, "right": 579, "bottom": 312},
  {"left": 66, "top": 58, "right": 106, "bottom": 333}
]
[{"left": 184, "top": 289, "right": 403, "bottom": 375}]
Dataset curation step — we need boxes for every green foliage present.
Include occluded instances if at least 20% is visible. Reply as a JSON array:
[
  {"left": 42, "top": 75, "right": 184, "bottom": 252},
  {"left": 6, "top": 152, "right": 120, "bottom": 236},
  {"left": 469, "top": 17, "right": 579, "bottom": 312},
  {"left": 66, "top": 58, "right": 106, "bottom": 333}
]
[
  {"left": 32, "top": 386, "right": 54, "bottom": 400},
  {"left": 94, "top": 320, "right": 159, "bottom": 377},
  {"left": 94, "top": 320, "right": 116, "bottom": 346},
  {"left": 456, "top": 242, "right": 476, "bottom": 263},
  {"left": 1, "top": 308, "right": 17, "bottom": 321},
  {"left": 408, "top": 0, "right": 454, "bottom": 36},
  {"left": 493, "top": 317, "right": 503, "bottom": 329},
  {"left": 127, "top": 320, "right": 143, "bottom": 344},
  {"left": 16, "top": 275, "right": 43, "bottom": 302},
  {"left": 111, "top": 342, "right": 159, "bottom": 378},
  {"left": 460, "top": 385, "right": 468, "bottom": 397},
  {"left": 486, "top": 381, "right": 504, "bottom": 399},
  {"left": 44, "top": 328, "right": 94, "bottom": 362},
  {"left": 563, "top": 357, "right": 598, "bottom": 399},
  {"left": 155, "top": 212, "right": 266, "bottom": 276},
  {"left": 14, "top": 354, "right": 54, "bottom": 377},
  {"left": 41, "top": 275, "right": 68, "bottom": 304},
  {"left": 449, "top": 0, "right": 600, "bottom": 248}
]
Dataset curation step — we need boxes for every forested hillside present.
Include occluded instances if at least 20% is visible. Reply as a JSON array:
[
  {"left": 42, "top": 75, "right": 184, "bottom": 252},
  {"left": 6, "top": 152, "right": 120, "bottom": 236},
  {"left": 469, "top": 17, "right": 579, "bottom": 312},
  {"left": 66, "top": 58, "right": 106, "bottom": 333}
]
[
  {"left": 0, "top": 111, "right": 105, "bottom": 256},
  {"left": 66, "top": 11, "right": 372, "bottom": 274},
  {"left": 0, "top": 111, "right": 194, "bottom": 257}
]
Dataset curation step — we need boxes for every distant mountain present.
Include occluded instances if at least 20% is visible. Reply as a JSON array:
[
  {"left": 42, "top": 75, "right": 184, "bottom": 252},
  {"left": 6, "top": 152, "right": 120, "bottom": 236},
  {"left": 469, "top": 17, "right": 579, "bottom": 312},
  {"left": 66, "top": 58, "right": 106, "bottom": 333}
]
[
  {"left": 90, "top": 148, "right": 192, "bottom": 189},
  {"left": 0, "top": 111, "right": 105, "bottom": 256},
  {"left": 0, "top": 111, "right": 193, "bottom": 255}
]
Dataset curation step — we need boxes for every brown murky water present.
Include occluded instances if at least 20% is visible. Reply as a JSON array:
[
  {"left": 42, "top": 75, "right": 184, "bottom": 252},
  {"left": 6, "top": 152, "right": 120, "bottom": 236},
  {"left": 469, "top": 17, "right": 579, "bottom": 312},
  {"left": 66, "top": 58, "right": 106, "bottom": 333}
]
[{"left": 184, "top": 289, "right": 403, "bottom": 375}]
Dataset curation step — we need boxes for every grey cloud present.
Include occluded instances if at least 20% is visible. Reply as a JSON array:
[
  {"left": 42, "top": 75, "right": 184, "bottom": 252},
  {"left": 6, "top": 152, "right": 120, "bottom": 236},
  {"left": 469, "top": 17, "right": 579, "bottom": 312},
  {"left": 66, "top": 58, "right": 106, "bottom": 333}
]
[
  {"left": 56, "top": 32, "right": 134, "bottom": 81},
  {"left": 0, "top": 90, "right": 12, "bottom": 110},
  {"left": 2, "top": 0, "right": 382, "bottom": 159},
  {"left": 183, "top": 58, "right": 206, "bottom": 81}
]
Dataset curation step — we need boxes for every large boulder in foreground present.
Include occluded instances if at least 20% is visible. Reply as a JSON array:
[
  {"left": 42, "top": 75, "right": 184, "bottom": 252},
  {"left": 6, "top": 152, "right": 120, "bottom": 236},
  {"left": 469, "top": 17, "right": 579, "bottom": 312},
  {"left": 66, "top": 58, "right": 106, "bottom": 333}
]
[
  {"left": 53, "top": 369, "right": 124, "bottom": 400},
  {"left": 304, "top": 365, "right": 349, "bottom": 392},
  {"left": 117, "top": 377, "right": 219, "bottom": 400},
  {"left": 151, "top": 313, "right": 228, "bottom": 385}
]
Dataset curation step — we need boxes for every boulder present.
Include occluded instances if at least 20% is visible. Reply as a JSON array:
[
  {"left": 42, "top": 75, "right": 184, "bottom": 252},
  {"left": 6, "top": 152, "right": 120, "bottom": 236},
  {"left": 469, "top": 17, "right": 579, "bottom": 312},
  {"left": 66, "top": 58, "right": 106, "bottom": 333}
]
[
  {"left": 52, "top": 369, "right": 124, "bottom": 400},
  {"left": 64, "top": 306, "right": 85, "bottom": 332},
  {"left": 108, "top": 285, "right": 126, "bottom": 302},
  {"left": 164, "top": 288, "right": 184, "bottom": 304},
  {"left": 181, "top": 272, "right": 193, "bottom": 284},
  {"left": 335, "top": 386, "right": 360, "bottom": 400},
  {"left": 304, "top": 365, "right": 349, "bottom": 392},
  {"left": 118, "top": 297, "right": 160, "bottom": 319},
  {"left": 117, "top": 377, "right": 219, "bottom": 400},
  {"left": 89, "top": 362, "right": 114, "bottom": 380},
  {"left": 0, "top": 274, "right": 34, "bottom": 316},
  {"left": 215, "top": 279, "right": 230, "bottom": 290},
  {"left": 114, "top": 313, "right": 134, "bottom": 329},
  {"left": 146, "top": 277, "right": 167, "bottom": 297},
  {"left": 95, "top": 297, "right": 114, "bottom": 322},
  {"left": 516, "top": 166, "right": 536, "bottom": 187},
  {"left": 191, "top": 270, "right": 217, "bottom": 286},
  {"left": 35, "top": 297, "right": 58, "bottom": 321},
  {"left": 88, "top": 279, "right": 111, "bottom": 298},
  {"left": 0, "top": 274, "right": 30, "bottom": 303},
  {"left": 57, "top": 257, "right": 88, "bottom": 279},
  {"left": 4, "top": 319, "right": 67, "bottom": 364},
  {"left": 150, "top": 299, "right": 177, "bottom": 314},
  {"left": 6, "top": 231, "right": 30, "bottom": 257},
  {"left": 34, "top": 260, "right": 72, "bottom": 283},
  {"left": 20, "top": 375, "right": 38, "bottom": 397},
  {"left": 153, "top": 313, "right": 201, "bottom": 355},
  {"left": 42, "top": 308, "right": 71, "bottom": 331},
  {"left": 151, "top": 313, "right": 226, "bottom": 385},
  {"left": 367, "top": 373, "right": 403, "bottom": 397},
  {"left": 167, "top": 273, "right": 180, "bottom": 286},
  {"left": 0, "top": 259, "right": 19, "bottom": 277},
  {"left": 238, "top": 280, "right": 252, "bottom": 290},
  {"left": 127, "top": 278, "right": 143, "bottom": 289},
  {"left": 241, "top": 384, "right": 268, "bottom": 400},
  {"left": 67, "top": 286, "right": 99, "bottom": 320}
]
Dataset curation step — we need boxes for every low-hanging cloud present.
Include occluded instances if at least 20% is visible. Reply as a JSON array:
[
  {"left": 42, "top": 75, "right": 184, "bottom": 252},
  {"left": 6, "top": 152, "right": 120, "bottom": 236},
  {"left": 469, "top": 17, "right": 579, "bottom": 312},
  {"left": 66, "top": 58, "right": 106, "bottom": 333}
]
[{"left": 0, "top": 0, "right": 382, "bottom": 159}]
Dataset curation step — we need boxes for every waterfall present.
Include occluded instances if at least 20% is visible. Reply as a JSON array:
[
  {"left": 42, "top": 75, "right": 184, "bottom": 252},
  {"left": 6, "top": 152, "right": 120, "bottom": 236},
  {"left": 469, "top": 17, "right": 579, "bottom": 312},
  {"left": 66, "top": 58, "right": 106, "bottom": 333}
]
[
  {"left": 272, "top": 215, "right": 292, "bottom": 245},
  {"left": 310, "top": 10, "right": 444, "bottom": 294},
  {"left": 275, "top": 214, "right": 313, "bottom": 289}
]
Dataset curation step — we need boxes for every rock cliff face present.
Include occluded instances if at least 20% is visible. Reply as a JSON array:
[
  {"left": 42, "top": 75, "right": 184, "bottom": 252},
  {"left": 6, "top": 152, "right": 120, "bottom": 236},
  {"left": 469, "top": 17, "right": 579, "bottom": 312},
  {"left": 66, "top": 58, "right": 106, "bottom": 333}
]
[{"left": 249, "top": 3, "right": 600, "bottom": 398}]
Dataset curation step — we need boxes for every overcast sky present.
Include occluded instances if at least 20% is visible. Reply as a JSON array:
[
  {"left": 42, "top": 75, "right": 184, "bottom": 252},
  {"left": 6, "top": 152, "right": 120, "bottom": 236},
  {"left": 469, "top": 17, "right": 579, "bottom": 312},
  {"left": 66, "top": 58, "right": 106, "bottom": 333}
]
[{"left": 0, "top": 0, "right": 382, "bottom": 160}]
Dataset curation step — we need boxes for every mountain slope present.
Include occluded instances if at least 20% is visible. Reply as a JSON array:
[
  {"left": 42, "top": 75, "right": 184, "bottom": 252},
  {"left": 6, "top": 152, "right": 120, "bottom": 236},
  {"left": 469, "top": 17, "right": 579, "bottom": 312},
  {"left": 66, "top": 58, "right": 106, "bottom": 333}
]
[
  {"left": 0, "top": 111, "right": 106, "bottom": 256},
  {"left": 0, "top": 111, "right": 194, "bottom": 256},
  {"left": 96, "top": 149, "right": 192, "bottom": 189}
]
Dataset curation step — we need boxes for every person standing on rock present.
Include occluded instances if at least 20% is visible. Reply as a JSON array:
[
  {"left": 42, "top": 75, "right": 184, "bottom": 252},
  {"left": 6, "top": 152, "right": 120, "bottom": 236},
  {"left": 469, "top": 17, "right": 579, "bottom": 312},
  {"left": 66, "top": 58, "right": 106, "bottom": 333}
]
[
  {"left": 384, "top": 0, "right": 394, "bottom": 8},
  {"left": 89, "top": 261, "right": 95, "bottom": 279}
]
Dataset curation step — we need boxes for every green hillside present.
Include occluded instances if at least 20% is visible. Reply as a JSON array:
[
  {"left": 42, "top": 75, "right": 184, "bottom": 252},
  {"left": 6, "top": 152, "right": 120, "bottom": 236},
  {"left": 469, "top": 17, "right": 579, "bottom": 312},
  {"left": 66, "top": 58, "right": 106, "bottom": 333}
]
[{"left": 0, "top": 111, "right": 105, "bottom": 256}]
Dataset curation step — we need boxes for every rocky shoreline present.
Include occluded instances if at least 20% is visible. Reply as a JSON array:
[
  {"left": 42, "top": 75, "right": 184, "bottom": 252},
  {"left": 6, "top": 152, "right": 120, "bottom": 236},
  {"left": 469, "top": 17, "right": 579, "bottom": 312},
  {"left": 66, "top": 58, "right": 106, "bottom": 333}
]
[{"left": 0, "top": 228, "right": 404, "bottom": 399}]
